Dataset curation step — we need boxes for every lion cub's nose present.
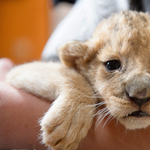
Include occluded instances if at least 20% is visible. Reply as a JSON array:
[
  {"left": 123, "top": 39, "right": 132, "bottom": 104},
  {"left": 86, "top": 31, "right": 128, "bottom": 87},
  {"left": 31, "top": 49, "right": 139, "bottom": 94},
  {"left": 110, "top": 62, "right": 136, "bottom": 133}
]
[
  {"left": 135, "top": 88, "right": 147, "bottom": 98},
  {"left": 129, "top": 96, "right": 150, "bottom": 107},
  {"left": 127, "top": 88, "right": 150, "bottom": 107}
]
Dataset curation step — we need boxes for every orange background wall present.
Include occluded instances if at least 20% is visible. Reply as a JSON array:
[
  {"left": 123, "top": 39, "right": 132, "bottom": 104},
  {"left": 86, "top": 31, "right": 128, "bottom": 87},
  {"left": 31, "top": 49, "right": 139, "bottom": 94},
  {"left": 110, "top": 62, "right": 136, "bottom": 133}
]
[{"left": 0, "top": 0, "right": 52, "bottom": 64}]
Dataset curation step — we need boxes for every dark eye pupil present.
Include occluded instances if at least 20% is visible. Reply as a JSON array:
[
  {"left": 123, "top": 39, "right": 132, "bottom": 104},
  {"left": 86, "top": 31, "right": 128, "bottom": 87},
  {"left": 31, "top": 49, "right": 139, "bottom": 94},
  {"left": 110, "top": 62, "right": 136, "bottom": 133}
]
[{"left": 105, "top": 60, "right": 121, "bottom": 71}]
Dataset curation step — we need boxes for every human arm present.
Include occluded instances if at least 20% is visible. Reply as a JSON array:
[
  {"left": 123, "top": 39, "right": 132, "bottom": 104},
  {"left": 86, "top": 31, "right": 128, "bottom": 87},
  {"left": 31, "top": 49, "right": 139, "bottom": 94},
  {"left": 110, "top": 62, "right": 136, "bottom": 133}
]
[
  {"left": 0, "top": 82, "right": 51, "bottom": 150},
  {"left": 0, "top": 58, "right": 51, "bottom": 149}
]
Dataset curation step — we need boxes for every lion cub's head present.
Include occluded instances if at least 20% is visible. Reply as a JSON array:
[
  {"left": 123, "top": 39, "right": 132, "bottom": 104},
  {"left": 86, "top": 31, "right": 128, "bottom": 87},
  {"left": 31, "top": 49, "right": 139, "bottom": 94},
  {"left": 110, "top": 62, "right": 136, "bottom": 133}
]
[{"left": 59, "top": 11, "right": 150, "bottom": 130}]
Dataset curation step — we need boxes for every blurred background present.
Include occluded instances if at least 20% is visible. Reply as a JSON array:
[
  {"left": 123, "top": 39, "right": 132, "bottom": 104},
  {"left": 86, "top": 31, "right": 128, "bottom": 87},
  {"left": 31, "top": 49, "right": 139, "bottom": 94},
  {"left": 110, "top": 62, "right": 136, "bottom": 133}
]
[{"left": 0, "top": 0, "right": 74, "bottom": 64}]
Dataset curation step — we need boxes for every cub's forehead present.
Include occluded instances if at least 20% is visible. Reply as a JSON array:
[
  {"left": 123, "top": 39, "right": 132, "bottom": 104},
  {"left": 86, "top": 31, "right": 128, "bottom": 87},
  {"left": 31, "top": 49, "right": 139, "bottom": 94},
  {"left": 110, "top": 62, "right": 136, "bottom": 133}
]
[
  {"left": 92, "top": 11, "right": 150, "bottom": 60},
  {"left": 94, "top": 11, "right": 150, "bottom": 37}
]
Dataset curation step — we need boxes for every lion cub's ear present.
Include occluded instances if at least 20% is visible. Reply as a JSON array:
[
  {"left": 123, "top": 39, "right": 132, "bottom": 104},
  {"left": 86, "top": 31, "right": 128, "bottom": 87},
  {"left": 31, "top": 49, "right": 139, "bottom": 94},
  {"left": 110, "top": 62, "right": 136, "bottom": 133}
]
[{"left": 58, "top": 41, "right": 97, "bottom": 69}]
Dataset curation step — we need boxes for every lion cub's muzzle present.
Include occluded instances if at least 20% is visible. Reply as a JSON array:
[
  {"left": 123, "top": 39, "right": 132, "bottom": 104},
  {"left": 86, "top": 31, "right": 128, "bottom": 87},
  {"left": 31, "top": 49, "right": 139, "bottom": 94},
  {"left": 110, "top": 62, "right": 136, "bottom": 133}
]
[{"left": 126, "top": 74, "right": 150, "bottom": 108}]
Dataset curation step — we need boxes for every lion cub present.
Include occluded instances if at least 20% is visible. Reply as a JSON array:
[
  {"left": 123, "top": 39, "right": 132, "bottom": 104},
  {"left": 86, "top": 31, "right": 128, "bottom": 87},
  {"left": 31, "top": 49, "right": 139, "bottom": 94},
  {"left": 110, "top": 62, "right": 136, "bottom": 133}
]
[{"left": 6, "top": 11, "right": 150, "bottom": 150}]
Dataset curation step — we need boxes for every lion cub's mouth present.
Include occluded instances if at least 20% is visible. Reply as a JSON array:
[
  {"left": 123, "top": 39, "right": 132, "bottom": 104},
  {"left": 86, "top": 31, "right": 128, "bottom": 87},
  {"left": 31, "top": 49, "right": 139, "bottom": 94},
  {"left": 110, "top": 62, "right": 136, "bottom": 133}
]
[{"left": 124, "top": 111, "right": 150, "bottom": 118}]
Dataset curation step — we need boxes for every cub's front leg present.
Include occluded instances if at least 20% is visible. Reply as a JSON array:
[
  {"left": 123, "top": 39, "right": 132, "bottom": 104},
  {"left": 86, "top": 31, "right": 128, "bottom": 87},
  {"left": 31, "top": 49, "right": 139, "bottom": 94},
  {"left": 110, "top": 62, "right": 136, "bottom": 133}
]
[{"left": 6, "top": 62, "right": 97, "bottom": 150}]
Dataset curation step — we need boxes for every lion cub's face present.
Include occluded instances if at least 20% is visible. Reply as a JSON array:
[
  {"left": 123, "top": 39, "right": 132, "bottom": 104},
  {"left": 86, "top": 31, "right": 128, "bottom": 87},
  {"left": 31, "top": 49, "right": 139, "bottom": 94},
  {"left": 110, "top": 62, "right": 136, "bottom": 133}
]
[{"left": 59, "top": 11, "right": 150, "bottom": 130}]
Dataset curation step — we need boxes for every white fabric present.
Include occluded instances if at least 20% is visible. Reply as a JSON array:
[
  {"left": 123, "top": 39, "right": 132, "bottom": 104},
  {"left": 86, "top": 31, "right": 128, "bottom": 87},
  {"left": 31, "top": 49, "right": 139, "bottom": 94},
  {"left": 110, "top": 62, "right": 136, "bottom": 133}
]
[{"left": 42, "top": 0, "right": 129, "bottom": 61}]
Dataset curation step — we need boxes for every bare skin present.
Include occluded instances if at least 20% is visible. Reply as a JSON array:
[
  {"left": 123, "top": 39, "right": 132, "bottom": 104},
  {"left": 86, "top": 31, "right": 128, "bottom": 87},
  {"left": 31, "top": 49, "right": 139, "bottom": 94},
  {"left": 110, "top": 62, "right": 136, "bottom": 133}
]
[
  {"left": 78, "top": 117, "right": 150, "bottom": 150},
  {"left": 0, "top": 83, "right": 51, "bottom": 149},
  {"left": 0, "top": 58, "right": 50, "bottom": 149},
  {"left": 0, "top": 58, "right": 150, "bottom": 150}
]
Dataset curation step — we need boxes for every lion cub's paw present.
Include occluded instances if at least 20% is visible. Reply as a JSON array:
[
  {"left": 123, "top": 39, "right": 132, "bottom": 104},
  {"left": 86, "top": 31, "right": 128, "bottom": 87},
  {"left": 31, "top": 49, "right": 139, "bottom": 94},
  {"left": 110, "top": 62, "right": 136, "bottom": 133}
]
[{"left": 40, "top": 95, "right": 94, "bottom": 150}]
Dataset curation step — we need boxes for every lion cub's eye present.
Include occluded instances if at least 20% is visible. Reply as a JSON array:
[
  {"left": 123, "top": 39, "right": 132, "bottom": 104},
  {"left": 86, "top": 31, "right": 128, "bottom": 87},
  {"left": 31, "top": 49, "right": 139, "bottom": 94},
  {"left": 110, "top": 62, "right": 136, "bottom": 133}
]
[{"left": 104, "top": 60, "right": 121, "bottom": 71}]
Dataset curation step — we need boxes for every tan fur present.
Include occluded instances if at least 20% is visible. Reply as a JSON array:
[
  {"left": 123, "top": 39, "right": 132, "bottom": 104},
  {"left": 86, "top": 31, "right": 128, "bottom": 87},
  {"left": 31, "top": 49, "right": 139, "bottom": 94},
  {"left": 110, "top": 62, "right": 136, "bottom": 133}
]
[
  {"left": 6, "top": 62, "right": 96, "bottom": 150},
  {"left": 6, "top": 11, "right": 150, "bottom": 149}
]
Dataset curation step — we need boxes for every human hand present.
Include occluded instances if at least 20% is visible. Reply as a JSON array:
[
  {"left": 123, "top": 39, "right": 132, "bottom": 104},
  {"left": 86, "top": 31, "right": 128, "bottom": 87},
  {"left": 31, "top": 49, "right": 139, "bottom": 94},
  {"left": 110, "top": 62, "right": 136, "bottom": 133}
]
[
  {"left": 77, "top": 111, "right": 150, "bottom": 150},
  {"left": 0, "top": 58, "right": 51, "bottom": 149}
]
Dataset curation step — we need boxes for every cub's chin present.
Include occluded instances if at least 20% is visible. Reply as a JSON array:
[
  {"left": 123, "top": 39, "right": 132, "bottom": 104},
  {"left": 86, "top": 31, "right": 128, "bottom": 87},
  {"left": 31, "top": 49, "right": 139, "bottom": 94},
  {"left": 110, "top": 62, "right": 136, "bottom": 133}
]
[{"left": 119, "top": 116, "right": 150, "bottom": 130}]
